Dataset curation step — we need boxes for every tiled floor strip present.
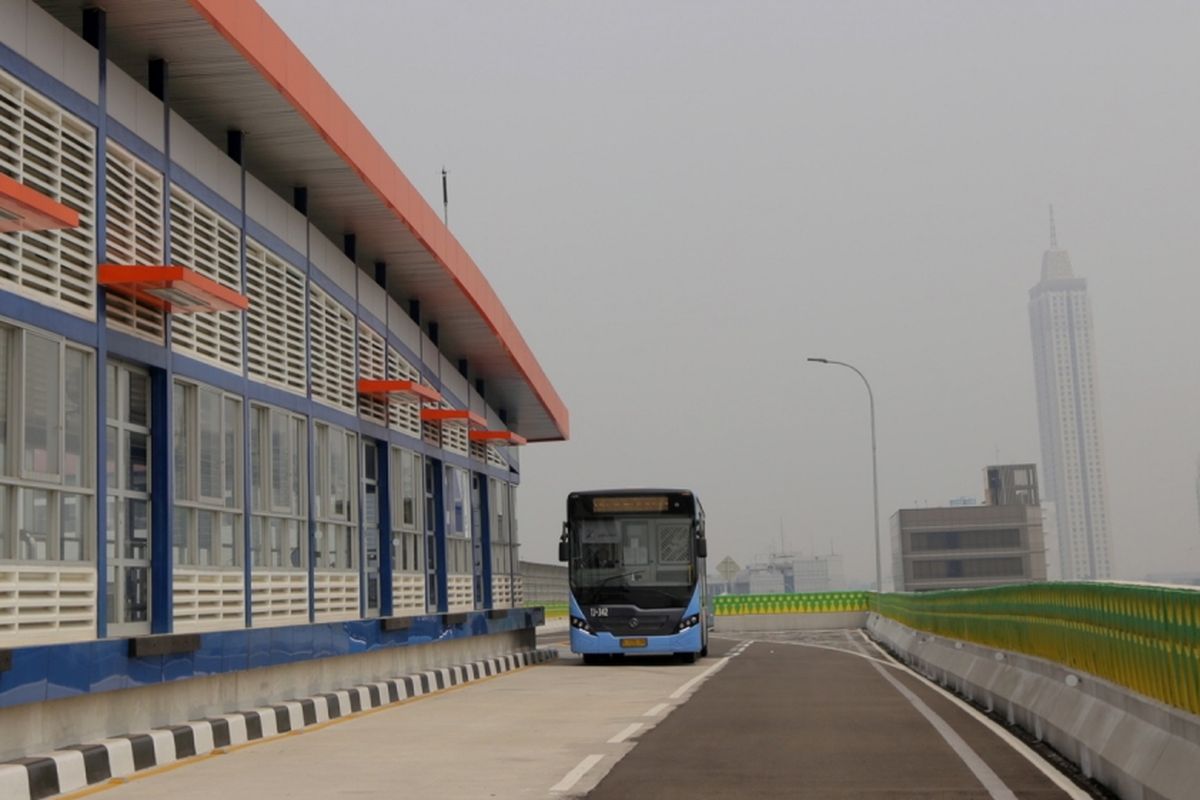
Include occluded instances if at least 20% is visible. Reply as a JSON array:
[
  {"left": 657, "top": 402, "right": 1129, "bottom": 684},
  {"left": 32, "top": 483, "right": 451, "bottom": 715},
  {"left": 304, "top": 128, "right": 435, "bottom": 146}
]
[{"left": 2, "top": 648, "right": 558, "bottom": 800}]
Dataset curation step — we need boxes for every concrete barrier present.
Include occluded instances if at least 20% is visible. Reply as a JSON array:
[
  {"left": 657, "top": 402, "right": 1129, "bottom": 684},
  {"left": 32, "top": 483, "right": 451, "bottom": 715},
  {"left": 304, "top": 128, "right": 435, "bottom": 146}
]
[
  {"left": 0, "top": 629, "right": 533, "bottom": 764},
  {"left": 868, "top": 613, "right": 1200, "bottom": 800}
]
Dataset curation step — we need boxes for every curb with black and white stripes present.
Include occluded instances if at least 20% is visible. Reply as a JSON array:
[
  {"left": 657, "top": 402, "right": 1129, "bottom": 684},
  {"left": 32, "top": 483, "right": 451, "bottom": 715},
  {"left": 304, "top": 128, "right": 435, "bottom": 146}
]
[{"left": 0, "top": 648, "right": 557, "bottom": 800}]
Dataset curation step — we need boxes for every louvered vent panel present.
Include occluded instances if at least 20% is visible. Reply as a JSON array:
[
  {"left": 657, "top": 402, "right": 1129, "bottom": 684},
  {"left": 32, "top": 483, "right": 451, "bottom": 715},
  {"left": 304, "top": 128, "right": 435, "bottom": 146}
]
[
  {"left": 310, "top": 285, "right": 356, "bottom": 412},
  {"left": 470, "top": 441, "right": 487, "bottom": 462},
  {"left": 246, "top": 237, "right": 306, "bottom": 394},
  {"left": 487, "top": 445, "right": 508, "bottom": 469},
  {"left": 358, "top": 323, "right": 388, "bottom": 425},
  {"left": 0, "top": 69, "right": 96, "bottom": 317},
  {"left": 422, "top": 414, "right": 440, "bottom": 447},
  {"left": 104, "top": 141, "right": 164, "bottom": 342},
  {"left": 169, "top": 186, "right": 242, "bottom": 372},
  {"left": 441, "top": 403, "right": 469, "bottom": 456},
  {"left": 386, "top": 346, "right": 422, "bottom": 439}
]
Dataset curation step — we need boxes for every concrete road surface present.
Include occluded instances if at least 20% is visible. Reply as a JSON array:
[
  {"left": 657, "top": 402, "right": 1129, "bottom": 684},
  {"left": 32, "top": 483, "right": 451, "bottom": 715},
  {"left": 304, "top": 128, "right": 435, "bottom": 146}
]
[{"left": 586, "top": 630, "right": 1086, "bottom": 800}]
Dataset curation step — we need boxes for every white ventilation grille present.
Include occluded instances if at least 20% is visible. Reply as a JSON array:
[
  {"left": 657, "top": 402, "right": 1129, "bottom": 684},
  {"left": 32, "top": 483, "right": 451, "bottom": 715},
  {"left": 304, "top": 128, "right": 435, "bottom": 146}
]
[
  {"left": 470, "top": 441, "right": 487, "bottom": 462},
  {"left": 172, "top": 568, "right": 245, "bottom": 632},
  {"left": 422, "top": 411, "right": 440, "bottom": 448},
  {"left": 251, "top": 570, "right": 308, "bottom": 627},
  {"left": 0, "top": 69, "right": 96, "bottom": 317},
  {"left": 357, "top": 323, "right": 387, "bottom": 425},
  {"left": 169, "top": 185, "right": 242, "bottom": 371},
  {"left": 446, "top": 574, "right": 473, "bottom": 613},
  {"left": 391, "top": 572, "right": 424, "bottom": 614},
  {"left": 314, "top": 570, "right": 359, "bottom": 620},
  {"left": 387, "top": 346, "right": 422, "bottom": 439},
  {"left": 246, "top": 237, "right": 306, "bottom": 394},
  {"left": 440, "top": 405, "right": 469, "bottom": 456},
  {"left": 487, "top": 445, "right": 508, "bottom": 469},
  {"left": 104, "top": 141, "right": 164, "bottom": 342},
  {"left": 491, "top": 574, "right": 513, "bottom": 609},
  {"left": 0, "top": 565, "right": 97, "bottom": 646},
  {"left": 310, "top": 285, "right": 356, "bottom": 412}
]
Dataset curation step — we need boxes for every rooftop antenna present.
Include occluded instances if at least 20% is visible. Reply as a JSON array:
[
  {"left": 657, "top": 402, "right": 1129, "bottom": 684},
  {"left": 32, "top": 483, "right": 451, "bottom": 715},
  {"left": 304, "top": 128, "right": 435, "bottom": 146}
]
[
  {"left": 1049, "top": 204, "right": 1058, "bottom": 249},
  {"left": 442, "top": 167, "right": 449, "bottom": 229}
]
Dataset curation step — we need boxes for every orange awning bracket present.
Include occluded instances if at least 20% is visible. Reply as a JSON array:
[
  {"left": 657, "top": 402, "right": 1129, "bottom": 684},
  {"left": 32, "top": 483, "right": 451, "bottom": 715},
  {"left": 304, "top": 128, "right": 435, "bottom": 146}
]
[
  {"left": 0, "top": 173, "right": 80, "bottom": 233},
  {"left": 420, "top": 408, "right": 488, "bottom": 429},
  {"left": 468, "top": 430, "right": 527, "bottom": 447},
  {"left": 98, "top": 265, "right": 249, "bottom": 313},
  {"left": 357, "top": 379, "right": 443, "bottom": 403}
]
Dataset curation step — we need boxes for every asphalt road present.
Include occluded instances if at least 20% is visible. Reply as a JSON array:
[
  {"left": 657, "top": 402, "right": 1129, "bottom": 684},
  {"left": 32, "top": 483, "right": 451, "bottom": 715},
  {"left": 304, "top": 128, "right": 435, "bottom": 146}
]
[{"left": 586, "top": 631, "right": 1077, "bottom": 800}]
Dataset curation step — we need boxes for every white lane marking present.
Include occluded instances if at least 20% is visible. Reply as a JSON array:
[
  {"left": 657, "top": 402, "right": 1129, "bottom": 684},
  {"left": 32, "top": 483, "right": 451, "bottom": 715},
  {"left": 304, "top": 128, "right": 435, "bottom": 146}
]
[
  {"left": 643, "top": 703, "right": 669, "bottom": 717},
  {"left": 551, "top": 754, "right": 605, "bottom": 793},
  {"left": 858, "top": 631, "right": 1092, "bottom": 800},
  {"left": 669, "top": 657, "right": 730, "bottom": 700},
  {"left": 760, "top": 637, "right": 900, "bottom": 667},
  {"left": 607, "top": 722, "right": 643, "bottom": 744},
  {"left": 869, "top": 660, "right": 1018, "bottom": 800}
]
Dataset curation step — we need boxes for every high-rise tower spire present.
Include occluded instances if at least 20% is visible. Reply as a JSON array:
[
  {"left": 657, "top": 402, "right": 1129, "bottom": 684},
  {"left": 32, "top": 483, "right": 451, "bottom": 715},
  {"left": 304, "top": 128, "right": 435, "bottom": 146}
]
[{"left": 1041, "top": 205, "right": 1073, "bottom": 280}]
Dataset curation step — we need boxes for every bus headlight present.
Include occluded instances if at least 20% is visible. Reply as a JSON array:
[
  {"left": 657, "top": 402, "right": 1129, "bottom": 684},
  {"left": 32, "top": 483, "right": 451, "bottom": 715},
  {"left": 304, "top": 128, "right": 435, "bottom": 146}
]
[
  {"left": 676, "top": 614, "right": 701, "bottom": 632},
  {"left": 570, "top": 617, "right": 594, "bottom": 634}
]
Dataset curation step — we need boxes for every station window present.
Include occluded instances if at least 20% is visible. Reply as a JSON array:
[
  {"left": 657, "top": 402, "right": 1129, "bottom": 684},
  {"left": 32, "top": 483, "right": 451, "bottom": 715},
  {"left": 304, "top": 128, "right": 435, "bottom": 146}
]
[
  {"left": 443, "top": 464, "right": 471, "bottom": 575},
  {"left": 172, "top": 380, "right": 242, "bottom": 567},
  {"left": 249, "top": 404, "right": 307, "bottom": 569},
  {"left": 0, "top": 322, "right": 94, "bottom": 562},
  {"left": 489, "top": 478, "right": 518, "bottom": 579},
  {"left": 314, "top": 421, "right": 356, "bottom": 570},
  {"left": 106, "top": 362, "right": 152, "bottom": 632},
  {"left": 389, "top": 446, "right": 423, "bottom": 572}
]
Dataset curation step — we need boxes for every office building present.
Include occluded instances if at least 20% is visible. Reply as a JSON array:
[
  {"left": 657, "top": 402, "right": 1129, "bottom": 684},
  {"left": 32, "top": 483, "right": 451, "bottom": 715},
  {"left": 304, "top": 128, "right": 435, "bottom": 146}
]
[{"left": 891, "top": 464, "right": 1047, "bottom": 592}]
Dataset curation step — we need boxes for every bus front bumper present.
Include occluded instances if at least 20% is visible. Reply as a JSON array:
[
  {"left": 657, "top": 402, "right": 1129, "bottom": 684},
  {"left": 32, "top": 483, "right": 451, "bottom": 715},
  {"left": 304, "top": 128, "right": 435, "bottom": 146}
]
[{"left": 570, "top": 624, "right": 702, "bottom": 655}]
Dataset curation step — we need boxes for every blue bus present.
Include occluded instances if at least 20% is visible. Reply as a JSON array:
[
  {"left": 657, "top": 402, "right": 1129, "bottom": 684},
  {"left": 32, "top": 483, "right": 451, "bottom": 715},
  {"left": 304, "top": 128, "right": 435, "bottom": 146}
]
[{"left": 558, "top": 489, "right": 709, "bottom": 664}]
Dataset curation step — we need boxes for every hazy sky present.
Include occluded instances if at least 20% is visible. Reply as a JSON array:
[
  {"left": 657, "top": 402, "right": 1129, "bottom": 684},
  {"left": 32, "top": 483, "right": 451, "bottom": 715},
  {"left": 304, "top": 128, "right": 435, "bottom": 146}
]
[{"left": 261, "top": 0, "right": 1200, "bottom": 584}]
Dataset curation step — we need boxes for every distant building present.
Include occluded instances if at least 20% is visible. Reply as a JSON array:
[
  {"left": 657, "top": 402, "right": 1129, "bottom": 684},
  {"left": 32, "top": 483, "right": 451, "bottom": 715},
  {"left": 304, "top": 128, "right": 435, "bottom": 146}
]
[
  {"left": 792, "top": 553, "right": 846, "bottom": 593},
  {"left": 711, "top": 551, "right": 847, "bottom": 595},
  {"left": 1029, "top": 208, "right": 1114, "bottom": 580},
  {"left": 891, "top": 464, "right": 1047, "bottom": 592}
]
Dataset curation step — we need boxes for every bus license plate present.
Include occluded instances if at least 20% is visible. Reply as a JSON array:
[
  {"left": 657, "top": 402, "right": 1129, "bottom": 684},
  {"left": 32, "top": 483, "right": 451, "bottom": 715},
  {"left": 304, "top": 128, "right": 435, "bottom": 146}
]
[{"left": 621, "top": 638, "right": 648, "bottom": 648}]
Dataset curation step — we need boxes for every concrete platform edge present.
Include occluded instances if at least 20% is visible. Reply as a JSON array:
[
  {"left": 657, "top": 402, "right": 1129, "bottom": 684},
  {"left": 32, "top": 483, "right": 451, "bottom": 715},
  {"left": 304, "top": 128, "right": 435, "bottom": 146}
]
[
  {"left": 0, "top": 648, "right": 559, "bottom": 800},
  {"left": 867, "top": 613, "right": 1200, "bottom": 800}
]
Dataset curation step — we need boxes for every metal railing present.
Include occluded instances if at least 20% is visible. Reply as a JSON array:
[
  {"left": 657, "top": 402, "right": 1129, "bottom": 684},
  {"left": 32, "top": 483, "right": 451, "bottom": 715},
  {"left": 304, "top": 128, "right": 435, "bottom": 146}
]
[
  {"left": 714, "top": 583, "right": 1200, "bottom": 717},
  {"left": 872, "top": 582, "right": 1200, "bottom": 716}
]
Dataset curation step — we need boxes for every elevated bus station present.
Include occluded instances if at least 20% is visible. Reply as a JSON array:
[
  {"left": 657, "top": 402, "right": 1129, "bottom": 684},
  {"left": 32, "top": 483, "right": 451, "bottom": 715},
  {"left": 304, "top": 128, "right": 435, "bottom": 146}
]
[{"left": 0, "top": 0, "right": 568, "bottom": 779}]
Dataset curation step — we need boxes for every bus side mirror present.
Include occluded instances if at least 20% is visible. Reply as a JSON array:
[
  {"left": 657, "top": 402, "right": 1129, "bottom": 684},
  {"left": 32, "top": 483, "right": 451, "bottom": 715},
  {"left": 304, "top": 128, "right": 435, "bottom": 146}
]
[
  {"left": 559, "top": 522, "right": 569, "bottom": 562},
  {"left": 558, "top": 540, "right": 569, "bottom": 562},
  {"left": 696, "top": 538, "right": 707, "bottom": 558}
]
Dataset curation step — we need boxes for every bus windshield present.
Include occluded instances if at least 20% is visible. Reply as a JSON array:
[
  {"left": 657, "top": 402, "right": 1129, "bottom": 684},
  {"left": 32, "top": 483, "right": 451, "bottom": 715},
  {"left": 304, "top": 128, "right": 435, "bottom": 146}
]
[{"left": 569, "top": 515, "right": 695, "bottom": 606}]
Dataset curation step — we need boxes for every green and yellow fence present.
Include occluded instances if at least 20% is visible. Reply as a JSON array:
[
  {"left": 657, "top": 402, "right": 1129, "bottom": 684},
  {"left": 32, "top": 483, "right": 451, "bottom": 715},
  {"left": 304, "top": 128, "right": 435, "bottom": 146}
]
[
  {"left": 713, "top": 584, "right": 1200, "bottom": 716},
  {"left": 712, "top": 591, "right": 871, "bottom": 617},
  {"left": 871, "top": 582, "right": 1200, "bottom": 716}
]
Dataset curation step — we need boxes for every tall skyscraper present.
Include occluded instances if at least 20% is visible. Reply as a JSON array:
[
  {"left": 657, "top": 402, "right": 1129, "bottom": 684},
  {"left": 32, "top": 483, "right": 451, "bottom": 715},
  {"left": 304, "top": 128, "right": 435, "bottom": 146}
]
[{"left": 1029, "top": 208, "right": 1114, "bottom": 579}]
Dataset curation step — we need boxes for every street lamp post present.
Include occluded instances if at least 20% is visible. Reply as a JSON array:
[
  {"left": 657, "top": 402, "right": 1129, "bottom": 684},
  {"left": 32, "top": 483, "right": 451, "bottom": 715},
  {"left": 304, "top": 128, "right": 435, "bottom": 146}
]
[{"left": 807, "top": 358, "right": 883, "bottom": 594}]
